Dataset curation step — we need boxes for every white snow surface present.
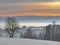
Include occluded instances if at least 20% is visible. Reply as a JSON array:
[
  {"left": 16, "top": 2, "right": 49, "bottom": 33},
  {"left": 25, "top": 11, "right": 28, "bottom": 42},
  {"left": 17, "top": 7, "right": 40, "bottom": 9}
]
[{"left": 0, "top": 38, "right": 60, "bottom": 45}]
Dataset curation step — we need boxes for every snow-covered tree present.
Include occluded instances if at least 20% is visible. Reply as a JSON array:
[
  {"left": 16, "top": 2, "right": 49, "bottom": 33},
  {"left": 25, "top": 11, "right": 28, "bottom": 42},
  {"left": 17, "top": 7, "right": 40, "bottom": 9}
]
[{"left": 23, "top": 29, "right": 33, "bottom": 39}]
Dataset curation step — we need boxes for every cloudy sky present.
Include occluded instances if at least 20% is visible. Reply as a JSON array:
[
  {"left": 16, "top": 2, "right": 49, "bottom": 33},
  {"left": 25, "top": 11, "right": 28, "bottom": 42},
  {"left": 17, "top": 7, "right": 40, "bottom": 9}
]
[
  {"left": 0, "top": 0, "right": 59, "bottom": 2},
  {"left": 0, "top": 16, "right": 60, "bottom": 29},
  {"left": 0, "top": 0, "right": 60, "bottom": 16},
  {"left": 0, "top": 0, "right": 56, "bottom": 2}
]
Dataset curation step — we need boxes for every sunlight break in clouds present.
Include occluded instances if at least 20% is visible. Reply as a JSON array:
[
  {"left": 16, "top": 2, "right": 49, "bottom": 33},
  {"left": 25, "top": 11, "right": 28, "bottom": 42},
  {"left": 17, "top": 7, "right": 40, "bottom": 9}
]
[
  {"left": 20, "top": 23, "right": 50, "bottom": 27},
  {"left": 0, "top": 22, "right": 52, "bottom": 29}
]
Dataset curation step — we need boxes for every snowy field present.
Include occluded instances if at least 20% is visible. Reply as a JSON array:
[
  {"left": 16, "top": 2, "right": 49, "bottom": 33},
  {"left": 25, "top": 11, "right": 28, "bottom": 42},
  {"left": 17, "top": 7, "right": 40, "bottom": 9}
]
[{"left": 0, "top": 38, "right": 60, "bottom": 45}]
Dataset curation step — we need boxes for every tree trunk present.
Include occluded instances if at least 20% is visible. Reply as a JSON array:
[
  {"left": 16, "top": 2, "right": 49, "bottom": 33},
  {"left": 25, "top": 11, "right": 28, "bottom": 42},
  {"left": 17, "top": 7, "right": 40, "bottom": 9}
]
[{"left": 9, "top": 32, "right": 14, "bottom": 38}]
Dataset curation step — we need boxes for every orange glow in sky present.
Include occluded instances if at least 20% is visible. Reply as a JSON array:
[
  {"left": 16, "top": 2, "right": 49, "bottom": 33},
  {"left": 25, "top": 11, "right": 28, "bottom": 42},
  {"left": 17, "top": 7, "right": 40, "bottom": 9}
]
[{"left": 0, "top": 2, "right": 60, "bottom": 16}]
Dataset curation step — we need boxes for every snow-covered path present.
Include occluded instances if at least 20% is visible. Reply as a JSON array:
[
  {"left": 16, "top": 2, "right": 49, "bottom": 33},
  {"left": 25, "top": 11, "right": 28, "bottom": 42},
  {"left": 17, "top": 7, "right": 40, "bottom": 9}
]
[{"left": 0, "top": 38, "right": 60, "bottom": 45}]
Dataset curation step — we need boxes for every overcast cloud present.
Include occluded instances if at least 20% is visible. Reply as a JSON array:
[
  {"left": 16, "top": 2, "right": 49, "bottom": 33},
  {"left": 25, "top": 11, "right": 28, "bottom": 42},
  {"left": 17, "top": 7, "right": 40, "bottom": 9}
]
[{"left": 0, "top": 0, "right": 54, "bottom": 3}]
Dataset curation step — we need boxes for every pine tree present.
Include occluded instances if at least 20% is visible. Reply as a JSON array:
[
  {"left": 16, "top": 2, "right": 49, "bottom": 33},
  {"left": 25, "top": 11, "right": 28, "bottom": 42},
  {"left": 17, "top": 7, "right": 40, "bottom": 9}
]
[{"left": 24, "top": 28, "right": 33, "bottom": 39}]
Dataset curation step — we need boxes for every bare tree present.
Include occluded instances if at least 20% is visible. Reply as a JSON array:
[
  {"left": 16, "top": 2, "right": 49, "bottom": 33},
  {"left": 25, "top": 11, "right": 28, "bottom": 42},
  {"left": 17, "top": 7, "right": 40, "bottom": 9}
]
[{"left": 5, "top": 17, "right": 19, "bottom": 38}]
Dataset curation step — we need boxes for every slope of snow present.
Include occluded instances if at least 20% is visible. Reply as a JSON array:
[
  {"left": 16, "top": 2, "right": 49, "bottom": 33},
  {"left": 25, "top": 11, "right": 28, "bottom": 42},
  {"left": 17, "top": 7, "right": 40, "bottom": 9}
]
[{"left": 0, "top": 38, "right": 60, "bottom": 45}]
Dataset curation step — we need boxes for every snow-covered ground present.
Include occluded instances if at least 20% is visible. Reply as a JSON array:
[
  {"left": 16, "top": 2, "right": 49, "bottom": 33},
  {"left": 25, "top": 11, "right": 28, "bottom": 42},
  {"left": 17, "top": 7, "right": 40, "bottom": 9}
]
[{"left": 0, "top": 38, "right": 60, "bottom": 45}]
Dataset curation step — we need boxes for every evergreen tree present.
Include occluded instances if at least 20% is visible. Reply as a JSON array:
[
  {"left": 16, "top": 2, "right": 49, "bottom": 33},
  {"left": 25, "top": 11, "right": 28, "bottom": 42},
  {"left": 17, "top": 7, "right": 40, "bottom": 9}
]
[
  {"left": 20, "top": 32, "right": 23, "bottom": 38},
  {"left": 24, "top": 28, "right": 33, "bottom": 39}
]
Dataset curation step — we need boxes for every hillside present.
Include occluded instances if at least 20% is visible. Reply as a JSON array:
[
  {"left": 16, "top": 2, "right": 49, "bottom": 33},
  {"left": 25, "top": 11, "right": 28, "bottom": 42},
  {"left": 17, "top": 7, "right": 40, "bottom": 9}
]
[{"left": 0, "top": 38, "right": 60, "bottom": 45}]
